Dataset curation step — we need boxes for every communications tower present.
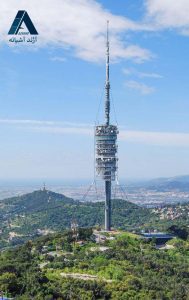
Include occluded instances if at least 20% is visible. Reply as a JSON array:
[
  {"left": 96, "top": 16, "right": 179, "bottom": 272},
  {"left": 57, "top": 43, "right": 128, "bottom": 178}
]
[{"left": 95, "top": 21, "right": 119, "bottom": 231}]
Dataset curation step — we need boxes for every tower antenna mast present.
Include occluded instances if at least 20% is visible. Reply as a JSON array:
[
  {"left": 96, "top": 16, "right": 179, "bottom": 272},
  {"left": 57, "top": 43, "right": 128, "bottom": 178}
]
[{"left": 105, "top": 20, "right": 110, "bottom": 126}]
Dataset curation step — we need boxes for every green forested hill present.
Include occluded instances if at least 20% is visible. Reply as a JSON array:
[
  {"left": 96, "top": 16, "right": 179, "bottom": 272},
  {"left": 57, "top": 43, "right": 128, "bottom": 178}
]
[
  {"left": 0, "top": 190, "right": 152, "bottom": 235},
  {"left": 0, "top": 189, "right": 188, "bottom": 249}
]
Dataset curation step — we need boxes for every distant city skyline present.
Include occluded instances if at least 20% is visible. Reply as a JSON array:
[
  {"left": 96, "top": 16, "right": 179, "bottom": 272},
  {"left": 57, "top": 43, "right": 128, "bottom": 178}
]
[{"left": 1, "top": 0, "right": 189, "bottom": 180}]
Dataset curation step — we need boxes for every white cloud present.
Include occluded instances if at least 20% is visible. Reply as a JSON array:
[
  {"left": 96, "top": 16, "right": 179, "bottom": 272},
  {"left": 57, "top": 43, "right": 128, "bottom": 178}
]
[
  {"left": 0, "top": 118, "right": 93, "bottom": 136},
  {"left": 138, "top": 72, "right": 162, "bottom": 79},
  {"left": 1, "top": 118, "right": 189, "bottom": 147},
  {"left": 0, "top": 119, "right": 92, "bottom": 128},
  {"left": 145, "top": 0, "right": 189, "bottom": 34},
  {"left": 125, "top": 80, "right": 155, "bottom": 94},
  {"left": 0, "top": 0, "right": 153, "bottom": 63},
  {"left": 123, "top": 68, "right": 162, "bottom": 78},
  {"left": 30, "top": 126, "right": 92, "bottom": 136},
  {"left": 1, "top": 1, "right": 189, "bottom": 63},
  {"left": 120, "top": 130, "right": 189, "bottom": 147},
  {"left": 50, "top": 56, "right": 67, "bottom": 62}
]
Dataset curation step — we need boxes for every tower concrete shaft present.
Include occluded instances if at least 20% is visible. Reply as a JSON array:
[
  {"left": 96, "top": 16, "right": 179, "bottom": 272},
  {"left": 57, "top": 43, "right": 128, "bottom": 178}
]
[{"left": 105, "top": 180, "right": 111, "bottom": 230}]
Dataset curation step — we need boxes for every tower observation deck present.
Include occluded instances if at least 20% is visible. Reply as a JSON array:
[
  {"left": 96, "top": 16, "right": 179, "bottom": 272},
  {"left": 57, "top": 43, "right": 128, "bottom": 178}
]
[{"left": 95, "top": 21, "right": 118, "bottom": 231}]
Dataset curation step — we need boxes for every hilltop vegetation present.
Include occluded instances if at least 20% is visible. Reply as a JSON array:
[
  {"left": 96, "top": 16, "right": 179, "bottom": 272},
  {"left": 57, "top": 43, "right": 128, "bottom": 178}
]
[
  {"left": 0, "top": 229, "right": 188, "bottom": 299},
  {"left": 0, "top": 190, "right": 188, "bottom": 299},
  {"left": 0, "top": 190, "right": 189, "bottom": 249}
]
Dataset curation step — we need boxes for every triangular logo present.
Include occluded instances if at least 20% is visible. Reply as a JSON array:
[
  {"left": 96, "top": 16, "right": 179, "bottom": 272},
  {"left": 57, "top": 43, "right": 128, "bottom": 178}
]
[{"left": 8, "top": 10, "right": 38, "bottom": 35}]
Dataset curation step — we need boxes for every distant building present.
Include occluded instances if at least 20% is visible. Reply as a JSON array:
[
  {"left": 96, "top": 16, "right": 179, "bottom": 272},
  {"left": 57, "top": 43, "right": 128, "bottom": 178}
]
[{"left": 141, "top": 232, "right": 175, "bottom": 245}]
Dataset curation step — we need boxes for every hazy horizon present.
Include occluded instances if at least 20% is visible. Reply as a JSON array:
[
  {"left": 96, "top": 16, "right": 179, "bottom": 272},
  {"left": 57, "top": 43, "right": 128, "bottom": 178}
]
[{"left": 1, "top": 173, "right": 189, "bottom": 187}]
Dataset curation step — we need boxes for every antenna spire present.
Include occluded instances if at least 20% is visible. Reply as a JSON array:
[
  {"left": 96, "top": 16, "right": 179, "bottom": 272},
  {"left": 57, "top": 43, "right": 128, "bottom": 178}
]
[{"left": 105, "top": 20, "right": 110, "bottom": 126}]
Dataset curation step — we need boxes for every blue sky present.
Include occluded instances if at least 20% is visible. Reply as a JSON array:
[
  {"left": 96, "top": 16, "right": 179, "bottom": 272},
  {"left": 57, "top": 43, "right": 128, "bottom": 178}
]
[{"left": 1, "top": 0, "right": 189, "bottom": 181}]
